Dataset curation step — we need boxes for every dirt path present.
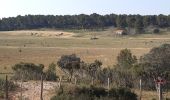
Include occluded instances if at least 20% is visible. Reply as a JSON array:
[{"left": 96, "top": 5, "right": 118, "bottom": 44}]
[
  {"left": 11, "top": 81, "right": 59, "bottom": 100},
  {"left": 0, "top": 46, "right": 151, "bottom": 49},
  {"left": 129, "top": 37, "right": 170, "bottom": 40}
]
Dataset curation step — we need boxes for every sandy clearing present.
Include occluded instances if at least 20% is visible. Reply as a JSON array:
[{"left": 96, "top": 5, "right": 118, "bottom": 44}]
[
  {"left": 129, "top": 37, "right": 170, "bottom": 40},
  {"left": 11, "top": 81, "right": 59, "bottom": 100},
  {"left": 0, "top": 30, "right": 75, "bottom": 38}
]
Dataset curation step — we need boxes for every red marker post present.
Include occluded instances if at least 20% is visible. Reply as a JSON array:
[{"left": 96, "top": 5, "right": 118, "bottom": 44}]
[{"left": 155, "top": 77, "right": 166, "bottom": 100}]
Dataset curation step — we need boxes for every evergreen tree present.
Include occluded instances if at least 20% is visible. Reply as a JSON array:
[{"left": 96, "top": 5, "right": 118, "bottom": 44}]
[{"left": 135, "top": 15, "right": 144, "bottom": 34}]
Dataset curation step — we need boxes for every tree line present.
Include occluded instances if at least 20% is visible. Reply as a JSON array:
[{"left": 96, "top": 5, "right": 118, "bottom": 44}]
[{"left": 0, "top": 14, "right": 170, "bottom": 31}]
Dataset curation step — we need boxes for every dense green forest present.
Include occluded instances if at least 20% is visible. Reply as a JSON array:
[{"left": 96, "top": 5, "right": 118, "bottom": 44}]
[{"left": 0, "top": 13, "right": 170, "bottom": 31}]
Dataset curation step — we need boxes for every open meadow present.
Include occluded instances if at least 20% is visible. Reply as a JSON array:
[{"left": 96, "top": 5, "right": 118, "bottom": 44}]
[{"left": 0, "top": 29, "right": 170, "bottom": 73}]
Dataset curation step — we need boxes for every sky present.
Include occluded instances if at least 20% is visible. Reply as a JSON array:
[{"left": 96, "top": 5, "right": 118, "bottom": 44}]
[{"left": 0, "top": 0, "right": 170, "bottom": 18}]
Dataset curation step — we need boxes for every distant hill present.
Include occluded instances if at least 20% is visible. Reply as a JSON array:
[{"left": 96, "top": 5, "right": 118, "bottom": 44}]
[{"left": 0, "top": 14, "right": 169, "bottom": 32}]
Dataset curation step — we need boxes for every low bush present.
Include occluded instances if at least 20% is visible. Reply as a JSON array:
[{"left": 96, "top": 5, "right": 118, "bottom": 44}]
[
  {"left": 0, "top": 79, "right": 17, "bottom": 91},
  {"left": 109, "top": 88, "right": 137, "bottom": 100},
  {"left": 45, "top": 63, "right": 58, "bottom": 81},
  {"left": 12, "top": 62, "right": 44, "bottom": 80},
  {"left": 0, "top": 78, "right": 18, "bottom": 99},
  {"left": 51, "top": 86, "right": 137, "bottom": 100},
  {"left": 153, "top": 28, "right": 160, "bottom": 33}
]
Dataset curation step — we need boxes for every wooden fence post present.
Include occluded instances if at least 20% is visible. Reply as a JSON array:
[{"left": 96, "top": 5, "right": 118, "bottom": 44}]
[
  {"left": 59, "top": 76, "right": 62, "bottom": 88},
  {"left": 107, "top": 77, "right": 110, "bottom": 96},
  {"left": 5, "top": 75, "right": 8, "bottom": 100},
  {"left": 108, "top": 77, "right": 110, "bottom": 90},
  {"left": 92, "top": 77, "right": 94, "bottom": 85},
  {"left": 75, "top": 77, "right": 77, "bottom": 85},
  {"left": 139, "top": 78, "right": 142, "bottom": 100},
  {"left": 20, "top": 74, "right": 23, "bottom": 100},
  {"left": 158, "top": 83, "right": 162, "bottom": 100},
  {"left": 40, "top": 74, "right": 43, "bottom": 100}
]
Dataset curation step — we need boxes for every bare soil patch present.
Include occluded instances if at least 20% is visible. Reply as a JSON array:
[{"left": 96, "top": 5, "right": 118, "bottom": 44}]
[
  {"left": 0, "top": 30, "right": 74, "bottom": 38},
  {"left": 11, "top": 81, "right": 59, "bottom": 100}
]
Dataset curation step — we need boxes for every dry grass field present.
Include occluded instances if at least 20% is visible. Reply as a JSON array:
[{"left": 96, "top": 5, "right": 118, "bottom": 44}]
[
  {"left": 0, "top": 29, "right": 170, "bottom": 73},
  {"left": 1, "top": 29, "right": 170, "bottom": 99}
]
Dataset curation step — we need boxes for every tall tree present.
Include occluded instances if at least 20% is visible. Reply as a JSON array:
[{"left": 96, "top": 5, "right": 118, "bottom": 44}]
[
  {"left": 117, "top": 49, "right": 137, "bottom": 68},
  {"left": 116, "top": 15, "right": 127, "bottom": 28},
  {"left": 143, "top": 16, "right": 150, "bottom": 28},
  {"left": 135, "top": 15, "right": 144, "bottom": 34},
  {"left": 126, "top": 15, "right": 136, "bottom": 28},
  {"left": 140, "top": 44, "right": 170, "bottom": 80},
  {"left": 157, "top": 14, "right": 169, "bottom": 27},
  {"left": 57, "top": 54, "right": 81, "bottom": 81}
]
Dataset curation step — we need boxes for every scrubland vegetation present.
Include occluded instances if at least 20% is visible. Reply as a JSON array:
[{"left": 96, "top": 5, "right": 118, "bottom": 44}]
[{"left": 1, "top": 42, "right": 170, "bottom": 99}]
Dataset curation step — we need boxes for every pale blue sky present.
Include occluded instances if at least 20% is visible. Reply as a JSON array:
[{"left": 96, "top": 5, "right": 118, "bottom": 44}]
[{"left": 1, "top": 0, "right": 170, "bottom": 18}]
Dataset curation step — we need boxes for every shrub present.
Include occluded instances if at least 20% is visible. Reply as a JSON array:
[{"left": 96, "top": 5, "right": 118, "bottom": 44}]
[
  {"left": 45, "top": 63, "right": 58, "bottom": 81},
  {"left": 117, "top": 88, "right": 137, "bottom": 100},
  {"left": 12, "top": 62, "right": 44, "bottom": 80},
  {"left": 108, "top": 88, "right": 137, "bottom": 100},
  {"left": 139, "top": 44, "right": 170, "bottom": 90},
  {"left": 57, "top": 54, "right": 81, "bottom": 81},
  {"left": 71, "top": 86, "right": 107, "bottom": 97},
  {"left": 117, "top": 49, "right": 137, "bottom": 68},
  {"left": 51, "top": 86, "right": 137, "bottom": 100},
  {"left": 0, "top": 79, "right": 18, "bottom": 99},
  {"left": 153, "top": 28, "right": 160, "bottom": 33},
  {"left": 89, "top": 86, "right": 107, "bottom": 97},
  {"left": 0, "top": 79, "right": 18, "bottom": 91},
  {"left": 51, "top": 94, "right": 73, "bottom": 100},
  {"left": 0, "top": 91, "right": 4, "bottom": 98}
]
